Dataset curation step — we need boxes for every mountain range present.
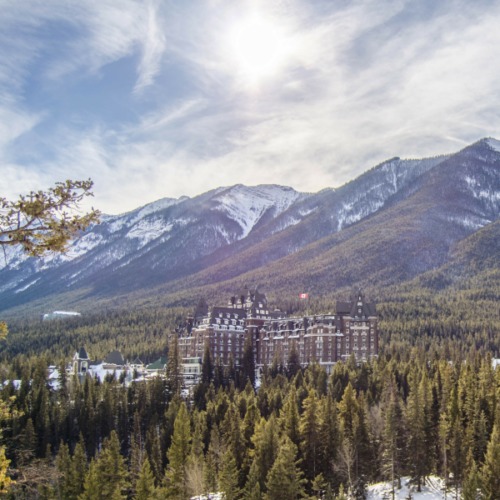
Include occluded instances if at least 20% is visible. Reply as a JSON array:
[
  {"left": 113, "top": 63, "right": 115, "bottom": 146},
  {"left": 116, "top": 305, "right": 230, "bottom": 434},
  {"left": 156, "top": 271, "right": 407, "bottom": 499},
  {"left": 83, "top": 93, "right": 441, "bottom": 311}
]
[{"left": 1, "top": 138, "right": 499, "bottom": 317}]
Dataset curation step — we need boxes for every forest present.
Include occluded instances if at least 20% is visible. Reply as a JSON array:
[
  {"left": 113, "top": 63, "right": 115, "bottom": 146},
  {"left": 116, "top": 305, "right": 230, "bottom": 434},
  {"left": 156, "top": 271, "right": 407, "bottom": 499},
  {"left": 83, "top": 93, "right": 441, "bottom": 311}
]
[{"left": 0, "top": 276, "right": 499, "bottom": 499}]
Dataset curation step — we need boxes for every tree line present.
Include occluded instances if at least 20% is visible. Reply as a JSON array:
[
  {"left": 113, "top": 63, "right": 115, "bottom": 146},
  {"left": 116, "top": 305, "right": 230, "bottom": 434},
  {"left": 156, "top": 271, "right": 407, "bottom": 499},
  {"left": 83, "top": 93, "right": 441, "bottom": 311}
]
[{"left": 0, "top": 342, "right": 500, "bottom": 499}]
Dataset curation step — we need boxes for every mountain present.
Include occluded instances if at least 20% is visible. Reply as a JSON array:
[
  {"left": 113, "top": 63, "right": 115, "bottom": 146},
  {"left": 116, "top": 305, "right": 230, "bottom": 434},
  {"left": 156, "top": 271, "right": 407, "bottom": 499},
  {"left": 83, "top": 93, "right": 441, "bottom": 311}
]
[{"left": 0, "top": 138, "right": 499, "bottom": 316}]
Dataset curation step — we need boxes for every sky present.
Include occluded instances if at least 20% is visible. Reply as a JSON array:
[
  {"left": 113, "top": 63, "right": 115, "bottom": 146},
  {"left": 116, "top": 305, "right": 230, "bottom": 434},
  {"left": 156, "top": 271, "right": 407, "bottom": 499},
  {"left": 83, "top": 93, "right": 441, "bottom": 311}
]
[{"left": 1, "top": 0, "right": 500, "bottom": 215}]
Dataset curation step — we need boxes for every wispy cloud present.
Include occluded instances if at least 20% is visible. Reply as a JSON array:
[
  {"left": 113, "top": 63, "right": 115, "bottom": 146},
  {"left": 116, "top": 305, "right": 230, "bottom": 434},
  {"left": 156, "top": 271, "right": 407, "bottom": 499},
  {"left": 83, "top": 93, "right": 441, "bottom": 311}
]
[{"left": 2, "top": 0, "right": 500, "bottom": 213}]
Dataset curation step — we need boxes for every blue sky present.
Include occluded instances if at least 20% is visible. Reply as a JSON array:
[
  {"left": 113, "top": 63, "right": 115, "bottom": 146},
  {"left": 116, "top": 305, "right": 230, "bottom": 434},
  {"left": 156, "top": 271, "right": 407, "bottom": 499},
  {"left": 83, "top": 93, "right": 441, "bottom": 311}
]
[{"left": 1, "top": 0, "right": 500, "bottom": 214}]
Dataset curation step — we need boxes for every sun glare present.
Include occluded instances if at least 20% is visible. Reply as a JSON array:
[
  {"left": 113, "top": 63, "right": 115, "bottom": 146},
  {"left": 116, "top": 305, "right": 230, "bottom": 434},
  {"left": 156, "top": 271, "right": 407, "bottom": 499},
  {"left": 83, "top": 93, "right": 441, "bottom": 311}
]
[{"left": 226, "top": 13, "right": 294, "bottom": 87}]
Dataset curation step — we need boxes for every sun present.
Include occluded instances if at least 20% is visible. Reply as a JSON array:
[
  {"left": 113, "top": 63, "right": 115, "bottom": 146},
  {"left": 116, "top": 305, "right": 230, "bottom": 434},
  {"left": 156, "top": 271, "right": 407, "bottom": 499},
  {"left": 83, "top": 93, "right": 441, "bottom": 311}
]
[{"left": 226, "top": 12, "right": 294, "bottom": 87}]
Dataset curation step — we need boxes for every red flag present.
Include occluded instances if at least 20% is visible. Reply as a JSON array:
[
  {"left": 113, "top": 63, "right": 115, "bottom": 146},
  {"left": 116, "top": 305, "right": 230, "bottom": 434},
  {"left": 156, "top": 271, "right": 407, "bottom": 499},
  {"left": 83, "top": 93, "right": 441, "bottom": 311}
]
[{"left": 299, "top": 293, "right": 308, "bottom": 299}]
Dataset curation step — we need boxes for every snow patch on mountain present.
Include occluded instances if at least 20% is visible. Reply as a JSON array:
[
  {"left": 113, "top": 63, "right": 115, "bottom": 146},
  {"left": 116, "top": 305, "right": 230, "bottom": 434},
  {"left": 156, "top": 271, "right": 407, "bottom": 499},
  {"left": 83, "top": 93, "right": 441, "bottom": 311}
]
[
  {"left": 213, "top": 185, "right": 301, "bottom": 239},
  {"left": 447, "top": 215, "right": 490, "bottom": 230},
  {"left": 464, "top": 176, "right": 500, "bottom": 204},
  {"left": 126, "top": 218, "right": 169, "bottom": 247},
  {"left": 14, "top": 278, "right": 40, "bottom": 294}
]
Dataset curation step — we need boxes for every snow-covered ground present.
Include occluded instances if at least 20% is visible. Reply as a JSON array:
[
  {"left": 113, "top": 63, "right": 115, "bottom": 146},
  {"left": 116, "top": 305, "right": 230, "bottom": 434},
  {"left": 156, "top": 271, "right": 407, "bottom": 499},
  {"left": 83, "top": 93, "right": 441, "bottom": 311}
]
[
  {"left": 367, "top": 476, "right": 448, "bottom": 499},
  {"left": 191, "top": 477, "right": 449, "bottom": 500}
]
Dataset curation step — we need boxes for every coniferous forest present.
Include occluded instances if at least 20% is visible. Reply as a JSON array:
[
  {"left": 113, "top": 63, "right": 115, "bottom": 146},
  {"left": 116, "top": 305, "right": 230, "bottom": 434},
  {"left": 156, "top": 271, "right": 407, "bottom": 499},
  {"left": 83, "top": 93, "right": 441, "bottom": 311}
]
[{"left": 0, "top": 279, "right": 499, "bottom": 499}]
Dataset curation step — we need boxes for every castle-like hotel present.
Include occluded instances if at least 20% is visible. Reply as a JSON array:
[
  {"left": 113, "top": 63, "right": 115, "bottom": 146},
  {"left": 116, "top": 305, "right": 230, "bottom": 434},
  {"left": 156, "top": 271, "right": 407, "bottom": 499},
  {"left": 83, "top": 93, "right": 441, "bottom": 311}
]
[{"left": 178, "top": 288, "right": 378, "bottom": 374}]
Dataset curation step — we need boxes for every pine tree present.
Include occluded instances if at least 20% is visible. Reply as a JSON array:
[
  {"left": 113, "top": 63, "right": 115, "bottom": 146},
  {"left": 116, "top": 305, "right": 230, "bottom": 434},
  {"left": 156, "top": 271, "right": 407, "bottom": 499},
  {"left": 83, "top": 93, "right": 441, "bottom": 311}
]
[
  {"left": 299, "top": 388, "right": 321, "bottom": 482},
  {"left": 462, "top": 451, "right": 480, "bottom": 500},
  {"left": 280, "top": 385, "right": 301, "bottom": 448},
  {"left": 55, "top": 442, "right": 72, "bottom": 499},
  {"left": 480, "top": 422, "right": 500, "bottom": 500},
  {"left": 80, "top": 460, "right": 101, "bottom": 500},
  {"left": 165, "top": 402, "right": 191, "bottom": 499},
  {"left": 264, "top": 436, "right": 306, "bottom": 500},
  {"left": 166, "top": 335, "right": 183, "bottom": 398},
  {"left": 146, "top": 423, "right": 164, "bottom": 485},
  {"left": 95, "top": 430, "right": 129, "bottom": 499},
  {"left": 135, "top": 457, "right": 157, "bottom": 500},
  {"left": 240, "top": 334, "right": 256, "bottom": 389},
  {"left": 69, "top": 439, "right": 87, "bottom": 499},
  {"left": 317, "top": 394, "right": 339, "bottom": 486},
  {"left": 219, "top": 448, "right": 241, "bottom": 500},
  {"left": 129, "top": 411, "right": 145, "bottom": 488},
  {"left": 405, "top": 373, "right": 427, "bottom": 492},
  {"left": 246, "top": 416, "right": 279, "bottom": 493},
  {"left": 221, "top": 403, "right": 245, "bottom": 486},
  {"left": 380, "top": 382, "right": 404, "bottom": 497},
  {"left": 286, "top": 341, "right": 302, "bottom": 379}
]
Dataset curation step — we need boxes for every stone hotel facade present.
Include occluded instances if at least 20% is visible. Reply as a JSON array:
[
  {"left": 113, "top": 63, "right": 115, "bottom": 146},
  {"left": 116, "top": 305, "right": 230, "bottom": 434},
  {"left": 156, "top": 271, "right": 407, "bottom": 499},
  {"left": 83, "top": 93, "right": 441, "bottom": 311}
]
[{"left": 178, "top": 288, "right": 378, "bottom": 373}]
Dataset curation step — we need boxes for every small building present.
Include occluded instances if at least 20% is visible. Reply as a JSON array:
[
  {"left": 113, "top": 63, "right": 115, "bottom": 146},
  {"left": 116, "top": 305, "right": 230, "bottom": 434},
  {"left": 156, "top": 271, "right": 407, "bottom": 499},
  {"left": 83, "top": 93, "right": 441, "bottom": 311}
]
[
  {"left": 73, "top": 347, "right": 90, "bottom": 376},
  {"left": 145, "top": 356, "right": 167, "bottom": 376}
]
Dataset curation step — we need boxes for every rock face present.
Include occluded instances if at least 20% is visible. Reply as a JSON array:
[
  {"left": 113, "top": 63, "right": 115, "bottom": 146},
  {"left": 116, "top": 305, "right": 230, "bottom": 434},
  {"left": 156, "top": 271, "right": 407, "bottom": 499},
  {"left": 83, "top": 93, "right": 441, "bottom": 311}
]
[{"left": 1, "top": 138, "right": 499, "bottom": 314}]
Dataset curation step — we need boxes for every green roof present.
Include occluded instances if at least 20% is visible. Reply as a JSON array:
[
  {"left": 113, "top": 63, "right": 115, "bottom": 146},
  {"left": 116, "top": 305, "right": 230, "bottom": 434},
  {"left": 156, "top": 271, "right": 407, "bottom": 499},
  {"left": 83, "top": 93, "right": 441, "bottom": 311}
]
[{"left": 146, "top": 356, "right": 167, "bottom": 370}]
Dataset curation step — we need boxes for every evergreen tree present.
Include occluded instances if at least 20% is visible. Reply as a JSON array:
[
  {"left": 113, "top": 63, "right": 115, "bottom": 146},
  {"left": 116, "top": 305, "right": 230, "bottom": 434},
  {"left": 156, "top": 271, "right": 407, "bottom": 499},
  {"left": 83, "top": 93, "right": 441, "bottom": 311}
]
[
  {"left": 135, "top": 457, "right": 157, "bottom": 500},
  {"left": 480, "top": 422, "right": 500, "bottom": 500},
  {"left": 405, "top": 372, "right": 428, "bottom": 492},
  {"left": 280, "top": 385, "right": 301, "bottom": 448},
  {"left": 203, "top": 440, "right": 218, "bottom": 495},
  {"left": 240, "top": 334, "right": 256, "bottom": 389},
  {"left": 318, "top": 395, "right": 339, "bottom": 486},
  {"left": 166, "top": 334, "right": 183, "bottom": 398},
  {"left": 94, "top": 430, "right": 129, "bottom": 499},
  {"left": 55, "top": 442, "right": 72, "bottom": 499},
  {"left": 202, "top": 342, "right": 214, "bottom": 385},
  {"left": 165, "top": 402, "right": 191, "bottom": 499},
  {"left": 219, "top": 448, "right": 242, "bottom": 500},
  {"left": 299, "top": 388, "right": 321, "bottom": 482},
  {"left": 246, "top": 416, "right": 279, "bottom": 493},
  {"left": 380, "top": 381, "right": 404, "bottom": 497},
  {"left": 286, "top": 341, "right": 302, "bottom": 379},
  {"left": 129, "top": 411, "right": 145, "bottom": 488},
  {"left": 462, "top": 451, "right": 480, "bottom": 500},
  {"left": 264, "top": 436, "right": 306, "bottom": 500},
  {"left": 70, "top": 439, "right": 87, "bottom": 500},
  {"left": 146, "top": 423, "right": 164, "bottom": 485},
  {"left": 80, "top": 460, "right": 101, "bottom": 500}
]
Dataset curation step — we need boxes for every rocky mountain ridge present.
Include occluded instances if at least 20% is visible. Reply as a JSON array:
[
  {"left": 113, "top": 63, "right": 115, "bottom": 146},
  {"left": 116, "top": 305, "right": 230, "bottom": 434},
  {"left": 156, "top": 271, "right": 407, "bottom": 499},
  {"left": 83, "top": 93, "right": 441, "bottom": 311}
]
[{"left": 1, "top": 138, "right": 498, "bottom": 315}]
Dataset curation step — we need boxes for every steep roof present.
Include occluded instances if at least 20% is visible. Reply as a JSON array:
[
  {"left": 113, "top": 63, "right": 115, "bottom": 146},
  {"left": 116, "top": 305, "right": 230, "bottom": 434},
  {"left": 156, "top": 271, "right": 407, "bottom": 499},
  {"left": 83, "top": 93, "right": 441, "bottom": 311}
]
[
  {"left": 78, "top": 347, "right": 89, "bottom": 360},
  {"left": 104, "top": 350, "right": 125, "bottom": 366}
]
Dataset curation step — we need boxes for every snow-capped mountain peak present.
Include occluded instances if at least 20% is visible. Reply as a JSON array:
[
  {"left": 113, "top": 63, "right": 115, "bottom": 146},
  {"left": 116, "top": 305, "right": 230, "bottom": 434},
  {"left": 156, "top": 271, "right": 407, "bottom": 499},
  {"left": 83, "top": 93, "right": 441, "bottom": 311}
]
[{"left": 212, "top": 185, "right": 303, "bottom": 238}]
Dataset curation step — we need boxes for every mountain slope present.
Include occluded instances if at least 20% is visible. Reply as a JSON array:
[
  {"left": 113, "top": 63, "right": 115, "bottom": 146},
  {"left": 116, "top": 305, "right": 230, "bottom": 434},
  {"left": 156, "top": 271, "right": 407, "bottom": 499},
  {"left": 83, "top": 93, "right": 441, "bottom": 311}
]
[{"left": 0, "top": 138, "right": 498, "bottom": 316}]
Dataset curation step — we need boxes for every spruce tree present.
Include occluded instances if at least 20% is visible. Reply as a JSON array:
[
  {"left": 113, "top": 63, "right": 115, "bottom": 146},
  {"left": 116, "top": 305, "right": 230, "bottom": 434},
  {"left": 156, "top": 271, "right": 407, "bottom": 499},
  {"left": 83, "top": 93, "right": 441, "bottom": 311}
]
[
  {"left": 264, "top": 436, "right": 306, "bottom": 500},
  {"left": 240, "top": 334, "right": 256, "bottom": 389},
  {"left": 280, "top": 385, "right": 301, "bottom": 448},
  {"left": 95, "top": 430, "right": 129, "bottom": 499},
  {"left": 55, "top": 442, "right": 72, "bottom": 499},
  {"left": 405, "top": 372, "right": 427, "bottom": 492},
  {"left": 462, "top": 451, "right": 480, "bottom": 500},
  {"left": 380, "top": 382, "right": 404, "bottom": 497},
  {"left": 219, "top": 448, "right": 242, "bottom": 500},
  {"left": 299, "top": 388, "right": 321, "bottom": 482},
  {"left": 480, "top": 422, "right": 500, "bottom": 500},
  {"left": 80, "top": 460, "right": 101, "bottom": 500},
  {"left": 135, "top": 457, "right": 157, "bottom": 500},
  {"left": 70, "top": 439, "right": 87, "bottom": 499},
  {"left": 165, "top": 402, "right": 191, "bottom": 499},
  {"left": 246, "top": 416, "right": 279, "bottom": 493},
  {"left": 318, "top": 394, "right": 339, "bottom": 486}
]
